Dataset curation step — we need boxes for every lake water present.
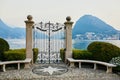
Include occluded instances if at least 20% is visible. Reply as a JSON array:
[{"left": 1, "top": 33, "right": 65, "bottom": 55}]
[
  {"left": 6, "top": 39, "right": 26, "bottom": 49},
  {"left": 73, "top": 40, "right": 120, "bottom": 50},
  {"left": 5, "top": 39, "right": 120, "bottom": 50}
]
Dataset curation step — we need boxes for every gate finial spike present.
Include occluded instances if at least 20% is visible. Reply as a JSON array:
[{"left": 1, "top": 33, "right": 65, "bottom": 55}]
[{"left": 66, "top": 16, "right": 71, "bottom": 22}]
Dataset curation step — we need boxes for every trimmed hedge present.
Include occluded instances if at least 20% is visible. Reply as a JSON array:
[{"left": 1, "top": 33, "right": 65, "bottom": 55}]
[
  {"left": 3, "top": 48, "right": 38, "bottom": 63},
  {"left": 0, "top": 38, "right": 9, "bottom": 52},
  {"left": 4, "top": 49, "right": 26, "bottom": 61},
  {"left": 73, "top": 49, "right": 92, "bottom": 60},
  {"left": 0, "top": 38, "right": 9, "bottom": 61},
  {"left": 60, "top": 48, "right": 65, "bottom": 62},
  {"left": 60, "top": 49, "right": 92, "bottom": 61},
  {"left": 33, "top": 48, "right": 39, "bottom": 63},
  {"left": 87, "top": 41, "right": 120, "bottom": 62}
]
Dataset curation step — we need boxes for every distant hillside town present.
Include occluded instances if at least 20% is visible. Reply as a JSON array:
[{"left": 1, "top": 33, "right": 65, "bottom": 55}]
[
  {"left": 72, "top": 15, "right": 120, "bottom": 40},
  {"left": 75, "top": 32, "right": 120, "bottom": 40}
]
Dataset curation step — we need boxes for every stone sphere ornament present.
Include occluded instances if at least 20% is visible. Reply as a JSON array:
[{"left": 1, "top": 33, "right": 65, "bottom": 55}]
[
  {"left": 27, "top": 15, "right": 33, "bottom": 21},
  {"left": 66, "top": 16, "right": 71, "bottom": 21}
]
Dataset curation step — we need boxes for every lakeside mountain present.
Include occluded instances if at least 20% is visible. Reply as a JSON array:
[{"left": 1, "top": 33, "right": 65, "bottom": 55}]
[
  {"left": 0, "top": 19, "right": 25, "bottom": 39},
  {"left": 72, "top": 15, "right": 119, "bottom": 40},
  {"left": 0, "top": 19, "right": 49, "bottom": 39},
  {"left": 1, "top": 15, "right": 119, "bottom": 40}
]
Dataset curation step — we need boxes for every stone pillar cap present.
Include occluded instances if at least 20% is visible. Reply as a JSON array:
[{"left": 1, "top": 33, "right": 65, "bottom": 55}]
[{"left": 64, "top": 16, "right": 73, "bottom": 25}]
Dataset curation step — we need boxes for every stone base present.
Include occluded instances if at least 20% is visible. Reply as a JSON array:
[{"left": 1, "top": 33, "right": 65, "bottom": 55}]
[{"left": 24, "top": 63, "right": 31, "bottom": 69}]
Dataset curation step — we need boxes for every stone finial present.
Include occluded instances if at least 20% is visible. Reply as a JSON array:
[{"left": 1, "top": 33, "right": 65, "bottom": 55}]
[
  {"left": 66, "top": 16, "right": 71, "bottom": 21},
  {"left": 27, "top": 15, "right": 33, "bottom": 21}
]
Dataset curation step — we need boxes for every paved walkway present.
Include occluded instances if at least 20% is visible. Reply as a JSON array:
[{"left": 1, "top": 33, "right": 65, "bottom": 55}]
[{"left": 0, "top": 64, "right": 120, "bottom": 80}]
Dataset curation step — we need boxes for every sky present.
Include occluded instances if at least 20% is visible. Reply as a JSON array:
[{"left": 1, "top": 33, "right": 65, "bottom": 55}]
[{"left": 0, "top": 0, "right": 120, "bottom": 30}]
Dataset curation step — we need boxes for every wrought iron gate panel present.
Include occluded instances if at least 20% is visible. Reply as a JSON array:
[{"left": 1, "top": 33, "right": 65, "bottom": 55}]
[{"left": 33, "top": 21, "right": 65, "bottom": 63}]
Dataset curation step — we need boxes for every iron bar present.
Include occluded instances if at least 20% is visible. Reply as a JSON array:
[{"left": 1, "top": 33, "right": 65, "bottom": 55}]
[
  {"left": 34, "top": 21, "right": 65, "bottom": 64},
  {"left": 48, "top": 21, "right": 51, "bottom": 64}
]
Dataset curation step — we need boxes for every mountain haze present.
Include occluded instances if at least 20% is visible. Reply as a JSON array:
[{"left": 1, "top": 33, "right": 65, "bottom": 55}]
[
  {"left": 72, "top": 15, "right": 118, "bottom": 39},
  {"left": 0, "top": 19, "right": 49, "bottom": 39},
  {"left": 0, "top": 15, "right": 119, "bottom": 40},
  {"left": 0, "top": 19, "right": 25, "bottom": 39}
]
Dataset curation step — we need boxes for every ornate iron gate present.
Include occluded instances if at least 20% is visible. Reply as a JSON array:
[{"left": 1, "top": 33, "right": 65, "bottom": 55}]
[{"left": 33, "top": 21, "right": 65, "bottom": 63}]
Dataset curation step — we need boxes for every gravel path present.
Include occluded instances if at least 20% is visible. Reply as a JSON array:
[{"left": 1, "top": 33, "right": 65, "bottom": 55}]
[{"left": 0, "top": 64, "right": 120, "bottom": 80}]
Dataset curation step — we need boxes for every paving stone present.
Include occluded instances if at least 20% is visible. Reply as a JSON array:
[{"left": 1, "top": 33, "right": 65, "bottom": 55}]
[{"left": 0, "top": 64, "right": 120, "bottom": 80}]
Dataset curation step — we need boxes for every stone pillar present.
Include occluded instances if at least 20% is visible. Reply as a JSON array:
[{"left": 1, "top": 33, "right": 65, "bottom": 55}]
[
  {"left": 24, "top": 15, "right": 34, "bottom": 65},
  {"left": 64, "top": 16, "right": 73, "bottom": 63}
]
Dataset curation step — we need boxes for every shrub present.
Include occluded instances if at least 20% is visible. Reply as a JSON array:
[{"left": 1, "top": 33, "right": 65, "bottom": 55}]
[
  {"left": 4, "top": 49, "right": 26, "bottom": 61},
  {"left": 60, "top": 48, "right": 92, "bottom": 62},
  {"left": 110, "top": 56, "right": 120, "bottom": 66},
  {"left": 110, "top": 56, "right": 120, "bottom": 72},
  {"left": 72, "top": 49, "right": 81, "bottom": 59},
  {"left": 3, "top": 48, "right": 38, "bottom": 63},
  {"left": 113, "top": 66, "right": 120, "bottom": 73},
  {"left": 87, "top": 41, "right": 120, "bottom": 62},
  {"left": 73, "top": 49, "right": 92, "bottom": 60},
  {"left": 0, "top": 38, "right": 9, "bottom": 52},
  {"left": 33, "top": 48, "right": 38, "bottom": 63},
  {"left": 0, "top": 38, "right": 9, "bottom": 61},
  {"left": 60, "top": 48, "right": 65, "bottom": 62}
]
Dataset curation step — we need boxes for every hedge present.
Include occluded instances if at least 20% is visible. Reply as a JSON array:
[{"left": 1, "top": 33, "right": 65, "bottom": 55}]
[
  {"left": 3, "top": 48, "right": 38, "bottom": 63},
  {"left": 0, "top": 38, "right": 9, "bottom": 61},
  {"left": 0, "top": 38, "right": 9, "bottom": 52},
  {"left": 60, "top": 49, "right": 92, "bottom": 62},
  {"left": 33, "top": 48, "right": 39, "bottom": 63},
  {"left": 87, "top": 41, "right": 120, "bottom": 62},
  {"left": 73, "top": 49, "right": 92, "bottom": 60},
  {"left": 4, "top": 49, "right": 26, "bottom": 61},
  {"left": 60, "top": 48, "right": 65, "bottom": 62}
]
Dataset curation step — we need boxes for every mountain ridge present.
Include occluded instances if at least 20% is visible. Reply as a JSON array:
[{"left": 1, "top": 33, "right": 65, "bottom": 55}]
[
  {"left": 0, "top": 19, "right": 48, "bottom": 39},
  {"left": 0, "top": 19, "right": 25, "bottom": 39},
  {"left": 0, "top": 15, "right": 119, "bottom": 40},
  {"left": 72, "top": 15, "right": 118, "bottom": 39}
]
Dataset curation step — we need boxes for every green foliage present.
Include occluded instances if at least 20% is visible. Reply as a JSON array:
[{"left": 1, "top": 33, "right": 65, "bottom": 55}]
[
  {"left": 110, "top": 56, "right": 120, "bottom": 72},
  {"left": 60, "top": 48, "right": 65, "bottom": 62},
  {"left": 110, "top": 56, "right": 120, "bottom": 66},
  {"left": 73, "top": 49, "right": 92, "bottom": 60},
  {"left": 4, "top": 49, "right": 26, "bottom": 61},
  {"left": 113, "top": 66, "right": 120, "bottom": 73},
  {"left": 33, "top": 48, "right": 39, "bottom": 63},
  {"left": 3, "top": 48, "right": 38, "bottom": 63},
  {"left": 87, "top": 41, "right": 120, "bottom": 62},
  {"left": 0, "top": 38, "right": 9, "bottom": 52},
  {"left": 60, "top": 48, "right": 92, "bottom": 61},
  {"left": 0, "top": 38, "right": 9, "bottom": 61}
]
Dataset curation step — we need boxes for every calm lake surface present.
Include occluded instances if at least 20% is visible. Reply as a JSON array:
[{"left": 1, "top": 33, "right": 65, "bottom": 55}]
[
  {"left": 6, "top": 39, "right": 26, "bottom": 49},
  {"left": 73, "top": 40, "right": 120, "bottom": 50},
  {"left": 6, "top": 39, "right": 120, "bottom": 50}
]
